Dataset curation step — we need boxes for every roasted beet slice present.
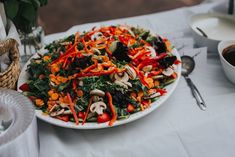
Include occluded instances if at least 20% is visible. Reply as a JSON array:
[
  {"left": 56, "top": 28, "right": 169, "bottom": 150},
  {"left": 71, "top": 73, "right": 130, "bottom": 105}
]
[
  {"left": 112, "top": 42, "right": 131, "bottom": 62},
  {"left": 159, "top": 56, "right": 177, "bottom": 68}
]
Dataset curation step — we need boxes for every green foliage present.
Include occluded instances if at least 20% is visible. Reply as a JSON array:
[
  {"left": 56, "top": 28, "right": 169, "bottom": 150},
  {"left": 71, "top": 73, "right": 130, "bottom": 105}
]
[{"left": 1, "top": 0, "right": 47, "bottom": 33}]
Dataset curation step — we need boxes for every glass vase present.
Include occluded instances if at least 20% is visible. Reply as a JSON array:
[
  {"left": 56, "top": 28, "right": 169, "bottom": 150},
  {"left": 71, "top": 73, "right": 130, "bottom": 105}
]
[{"left": 19, "top": 26, "right": 44, "bottom": 62}]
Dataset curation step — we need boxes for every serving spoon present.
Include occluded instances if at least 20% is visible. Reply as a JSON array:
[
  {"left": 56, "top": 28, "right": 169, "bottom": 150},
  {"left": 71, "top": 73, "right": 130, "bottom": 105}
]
[{"left": 181, "top": 55, "right": 206, "bottom": 110}]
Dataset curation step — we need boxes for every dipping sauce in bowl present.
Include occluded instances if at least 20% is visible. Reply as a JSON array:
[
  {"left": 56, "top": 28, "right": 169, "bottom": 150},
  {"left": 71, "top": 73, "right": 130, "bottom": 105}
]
[
  {"left": 222, "top": 45, "right": 235, "bottom": 67},
  {"left": 218, "top": 40, "right": 235, "bottom": 84}
]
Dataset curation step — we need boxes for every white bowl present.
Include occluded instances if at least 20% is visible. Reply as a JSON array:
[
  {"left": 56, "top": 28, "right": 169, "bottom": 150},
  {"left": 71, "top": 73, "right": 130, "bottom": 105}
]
[
  {"left": 218, "top": 40, "right": 235, "bottom": 84},
  {"left": 189, "top": 12, "right": 235, "bottom": 52}
]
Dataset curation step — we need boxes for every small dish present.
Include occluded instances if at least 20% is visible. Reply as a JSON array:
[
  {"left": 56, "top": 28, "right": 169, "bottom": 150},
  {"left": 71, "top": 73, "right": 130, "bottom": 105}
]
[
  {"left": 189, "top": 12, "right": 235, "bottom": 52},
  {"left": 218, "top": 40, "right": 235, "bottom": 84}
]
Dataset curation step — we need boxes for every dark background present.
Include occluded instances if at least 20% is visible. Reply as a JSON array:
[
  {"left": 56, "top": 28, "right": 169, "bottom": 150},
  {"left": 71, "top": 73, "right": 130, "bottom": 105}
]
[{"left": 39, "top": 0, "right": 203, "bottom": 34}]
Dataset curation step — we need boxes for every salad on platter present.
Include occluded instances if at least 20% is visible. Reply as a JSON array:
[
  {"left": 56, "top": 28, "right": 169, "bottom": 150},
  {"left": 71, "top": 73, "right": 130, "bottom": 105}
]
[{"left": 19, "top": 25, "right": 180, "bottom": 126}]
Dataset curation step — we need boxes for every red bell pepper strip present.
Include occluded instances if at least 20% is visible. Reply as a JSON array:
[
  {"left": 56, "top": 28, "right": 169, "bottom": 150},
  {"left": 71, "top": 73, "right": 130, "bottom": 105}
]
[
  {"left": 138, "top": 72, "right": 151, "bottom": 88},
  {"left": 67, "top": 93, "right": 79, "bottom": 125},
  {"left": 149, "top": 70, "right": 162, "bottom": 76},
  {"left": 156, "top": 89, "right": 167, "bottom": 95},
  {"left": 82, "top": 97, "right": 93, "bottom": 125},
  {"left": 174, "top": 59, "right": 181, "bottom": 65},
  {"left": 19, "top": 83, "right": 30, "bottom": 92},
  {"left": 56, "top": 115, "right": 69, "bottom": 122},
  {"left": 132, "top": 50, "right": 151, "bottom": 63},
  {"left": 137, "top": 53, "right": 167, "bottom": 70},
  {"left": 72, "top": 79, "right": 77, "bottom": 90},
  {"left": 106, "top": 92, "right": 117, "bottom": 126}
]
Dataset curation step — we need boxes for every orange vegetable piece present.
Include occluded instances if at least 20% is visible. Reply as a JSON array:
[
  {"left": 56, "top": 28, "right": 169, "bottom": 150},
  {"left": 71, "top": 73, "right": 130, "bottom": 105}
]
[
  {"left": 76, "top": 90, "right": 84, "bottom": 97},
  {"left": 145, "top": 77, "right": 154, "bottom": 88},
  {"left": 50, "top": 64, "right": 60, "bottom": 73},
  {"left": 154, "top": 80, "right": 160, "bottom": 87},
  {"left": 165, "top": 40, "right": 172, "bottom": 52},
  {"left": 102, "top": 56, "right": 109, "bottom": 62},
  {"left": 43, "top": 55, "right": 51, "bottom": 61},
  {"left": 51, "top": 93, "right": 59, "bottom": 100},
  {"left": 61, "top": 77, "right": 68, "bottom": 83},
  {"left": 130, "top": 92, "right": 137, "bottom": 98},
  {"left": 35, "top": 99, "right": 44, "bottom": 107},
  {"left": 127, "top": 104, "right": 135, "bottom": 113},
  {"left": 48, "top": 90, "right": 54, "bottom": 96}
]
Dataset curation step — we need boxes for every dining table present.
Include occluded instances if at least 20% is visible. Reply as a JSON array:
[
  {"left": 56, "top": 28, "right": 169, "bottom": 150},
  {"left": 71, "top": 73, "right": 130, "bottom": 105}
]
[{"left": 25, "top": 1, "right": 235, "bottom": 157}]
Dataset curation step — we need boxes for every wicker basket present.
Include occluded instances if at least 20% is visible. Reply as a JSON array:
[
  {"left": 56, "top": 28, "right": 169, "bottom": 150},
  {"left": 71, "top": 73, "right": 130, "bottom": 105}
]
[{"left": 0, "top": 39, "right": 20, "bottom": 89}]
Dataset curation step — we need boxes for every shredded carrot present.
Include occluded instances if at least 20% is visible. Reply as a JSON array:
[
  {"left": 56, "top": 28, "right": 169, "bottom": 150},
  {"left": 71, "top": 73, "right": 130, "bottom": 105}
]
[{"left": 51, "top": 93, "right": 59, "bottom": 101}]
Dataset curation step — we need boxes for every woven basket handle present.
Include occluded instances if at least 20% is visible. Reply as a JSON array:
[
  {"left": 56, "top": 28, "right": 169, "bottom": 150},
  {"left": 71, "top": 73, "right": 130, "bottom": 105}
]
[{"left": 0, "top": 38, "right": 19, "bottom": 61}]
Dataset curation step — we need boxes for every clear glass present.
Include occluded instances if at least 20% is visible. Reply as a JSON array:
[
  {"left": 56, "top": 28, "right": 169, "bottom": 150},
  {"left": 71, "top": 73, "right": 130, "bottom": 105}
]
[{"left": 19, "top": 26, "right": 45, "bottom": 62}]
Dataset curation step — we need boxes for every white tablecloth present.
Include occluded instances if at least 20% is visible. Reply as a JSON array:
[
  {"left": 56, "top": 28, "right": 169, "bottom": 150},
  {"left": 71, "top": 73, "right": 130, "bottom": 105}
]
[{"left": 39, "top": 1, "right": 235, "bottom": 157}]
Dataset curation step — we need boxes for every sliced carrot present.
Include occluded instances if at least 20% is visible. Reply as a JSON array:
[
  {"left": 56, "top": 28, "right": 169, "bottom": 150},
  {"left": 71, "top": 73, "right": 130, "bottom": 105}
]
[
  {"left": 51, "top": 93, "right": 59, "bottom": 101},
  {"left": 48, "top": 90, "right": 54, "bottom": 96},
  {"left": 35, "top": 99, "right": 44, "bottom": 107},
  {"left": 43, "top": 55, "right": 51, "bottom": 61}
]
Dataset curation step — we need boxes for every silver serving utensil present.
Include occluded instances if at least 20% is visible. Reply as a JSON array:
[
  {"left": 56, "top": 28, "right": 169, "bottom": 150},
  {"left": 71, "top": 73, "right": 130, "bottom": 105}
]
[
  {"left": 181, "top": 55, "right": 206, "bottom": 111},
  {"left": 196, "top": 27, "right": 208, "bottom": 38}
]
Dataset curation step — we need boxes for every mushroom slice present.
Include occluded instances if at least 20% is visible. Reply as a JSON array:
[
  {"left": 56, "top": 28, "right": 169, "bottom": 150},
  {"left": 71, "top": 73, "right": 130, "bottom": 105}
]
[
  {"left": 91, "top": 48, "right": 101, "bottom": 55},
  {"left": 63, "top": 110, "right": 72, "bottom": 115},
  {"left": 59, "top": 102, "right": 69, "bottom": 109},
  {"left": 49, "top": 104, "right": 59, "bottom": 113},
  {"left": 123, "top": 81, "right": 132, "bottom": 88},
  {"left": 144, "top": 92, "right": 161, "bottom": 99},
  {"left": 152, "top": 75, "right": 164, "bottom": 79},
  {"left": 90, "top": 89, "right": 105, "bottom": 97},
  {"left": 90, "top": 101, "right": 107, "bottom": 115},
  {"left": 114, "top": 80, "right": 128, "bottom": 89},
  {"left": 125, "top": 65, "right": 136, "bottom": 80},
  {"left": 50, "top": 109, "right": 65, "bottom": 117},
  {"left": 145, "top": 46, "right": 156, "bottom": 57},
  {"left": 142, "top": 65, "right": 153, "bottom": 72},
  {"left": 162, "top": 67, "right": 174, "bottom": 76},
  {"left": 109, "top": 41, "right": 118, "bottom": 53},
  {"left": 91, "top": 32, "right": 103, "bottom": 41},
  {"left": 92, "top": 96, "right": 104, "bottom": 102},
  {"left": 50, "top": 81, "right": 56, "bottom": 87},
  {"left": 114, "top": 72, "right": 129, "bottom": 82},
  {"left": 78, "top": 80, "right": 84, "bottom": 87}
]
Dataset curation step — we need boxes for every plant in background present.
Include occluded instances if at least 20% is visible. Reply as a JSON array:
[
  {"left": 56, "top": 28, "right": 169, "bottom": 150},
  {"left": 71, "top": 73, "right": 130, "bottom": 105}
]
[{"left": 1, "top": 0, "right": 47, "bottom": 33}]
